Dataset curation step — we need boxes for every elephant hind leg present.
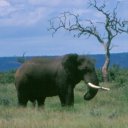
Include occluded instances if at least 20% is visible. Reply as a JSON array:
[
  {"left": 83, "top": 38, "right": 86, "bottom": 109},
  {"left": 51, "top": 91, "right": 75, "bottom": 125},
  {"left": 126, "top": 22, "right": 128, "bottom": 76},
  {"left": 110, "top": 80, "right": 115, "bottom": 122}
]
[
  {"left": 32, "top": 100, "right": 36, "bottom": 107},
  {"left": 59, "top": 94, "right": 66, "bottom": 107},
  {"left": 18, "top": 95, "right": 28, "bottom": 107},
  {"left": 29, "top": 99, "right": 36, "bottom": 107}
]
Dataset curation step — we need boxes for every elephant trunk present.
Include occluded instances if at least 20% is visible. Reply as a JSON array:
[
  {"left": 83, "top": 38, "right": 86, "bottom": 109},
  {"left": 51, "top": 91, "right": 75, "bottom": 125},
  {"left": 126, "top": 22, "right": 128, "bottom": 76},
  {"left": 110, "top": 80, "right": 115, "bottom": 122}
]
[
  {"left": 83, "top": 67, "right": 110, "bottom": 100},
  {"left": 83, "top": 73, "right": 99, "bottom": 100},
  {"left": 84, "top": 84, "right": 99, "bottom": 100},
  {"left": 84, "top": 81, "right": 110, "bottom": 100}
]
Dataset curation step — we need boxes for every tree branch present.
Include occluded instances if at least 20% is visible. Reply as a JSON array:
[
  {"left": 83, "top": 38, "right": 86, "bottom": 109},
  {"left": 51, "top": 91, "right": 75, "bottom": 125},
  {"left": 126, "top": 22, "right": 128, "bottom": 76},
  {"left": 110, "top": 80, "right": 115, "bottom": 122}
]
[{"left": 49, "top": 0, "right": 127, "bottom": 47}]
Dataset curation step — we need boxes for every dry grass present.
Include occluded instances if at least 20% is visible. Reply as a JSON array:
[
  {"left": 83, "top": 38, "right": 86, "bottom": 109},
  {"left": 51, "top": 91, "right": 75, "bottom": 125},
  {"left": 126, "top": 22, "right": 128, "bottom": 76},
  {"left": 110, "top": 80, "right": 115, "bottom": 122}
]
[{"left": 0, "top": 82, "right": 128, "bottom": 128}]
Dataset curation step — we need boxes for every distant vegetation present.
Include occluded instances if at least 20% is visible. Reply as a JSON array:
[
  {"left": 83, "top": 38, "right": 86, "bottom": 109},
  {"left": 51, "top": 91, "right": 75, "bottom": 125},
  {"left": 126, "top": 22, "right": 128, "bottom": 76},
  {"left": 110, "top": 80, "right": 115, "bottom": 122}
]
[{"left": 0, "top": 70, "right": 15, "bottom": 84}]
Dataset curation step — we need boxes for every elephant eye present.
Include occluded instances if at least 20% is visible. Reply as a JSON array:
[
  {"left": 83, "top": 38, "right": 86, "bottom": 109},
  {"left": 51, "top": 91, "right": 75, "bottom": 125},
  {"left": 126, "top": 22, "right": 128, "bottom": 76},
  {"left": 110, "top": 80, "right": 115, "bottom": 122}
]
[
  {"left": 85, "top": 68, "right": 93, "bottom": 73},
  {"left": 79, "top": 65, "right": 93, "bottom": 73}
]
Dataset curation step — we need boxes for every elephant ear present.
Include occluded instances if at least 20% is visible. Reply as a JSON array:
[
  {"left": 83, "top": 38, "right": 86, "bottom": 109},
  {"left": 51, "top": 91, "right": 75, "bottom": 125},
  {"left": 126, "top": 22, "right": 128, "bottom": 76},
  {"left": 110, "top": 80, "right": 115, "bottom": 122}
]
[{"left": 62, "top": 54, "right": 78, "bottom": 75}]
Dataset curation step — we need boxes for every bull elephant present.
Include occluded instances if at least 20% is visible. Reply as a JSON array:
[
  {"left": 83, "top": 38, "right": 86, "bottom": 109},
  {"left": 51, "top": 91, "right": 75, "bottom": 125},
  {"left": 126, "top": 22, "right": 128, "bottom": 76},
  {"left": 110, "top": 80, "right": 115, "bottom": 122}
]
[{"left": 15, "top": 54, "right": 109, "bottom": 107}]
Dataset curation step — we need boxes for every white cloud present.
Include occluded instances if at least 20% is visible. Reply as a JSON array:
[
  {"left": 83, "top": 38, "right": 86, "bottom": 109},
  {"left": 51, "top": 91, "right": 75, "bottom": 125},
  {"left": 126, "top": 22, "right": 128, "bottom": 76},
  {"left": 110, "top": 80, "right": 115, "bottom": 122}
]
[
  {"left": 0, "top": 0, "right": 17, "bottom": 17},
  {"left": 28, "top": 0, "right": 61, "bottom": 7},
  {"left": 21, "top": 7, "right": 49, "bottom": 26},
  {"left": 61, "top": 0, "right": 88, "bottom": 7},
  {"left": 0, "top": 0, "right": 10, "bottom": 7},
  {"left": 117, "top": 0, "right": 128, "bottom": 2},
  {"left": 0, "top": 0, "right": 126, "bottom": 27},
  {"left": 0, "top": 7, "right": 50, "bottom": 26},
  {"left": 28, "top": 0, "right": 86, "bottom": 7},
  {"left": 0, "top": 0, "right": 88, "bottom": 26},
  {"left": 72, "top": 8, "right": 92, "bottom": 17},
  {"left": 0, "top": 0, "right": 62, "bottom": 26},
  {"left": 0, "top": 0, "right": 50, "bottom": 26}
]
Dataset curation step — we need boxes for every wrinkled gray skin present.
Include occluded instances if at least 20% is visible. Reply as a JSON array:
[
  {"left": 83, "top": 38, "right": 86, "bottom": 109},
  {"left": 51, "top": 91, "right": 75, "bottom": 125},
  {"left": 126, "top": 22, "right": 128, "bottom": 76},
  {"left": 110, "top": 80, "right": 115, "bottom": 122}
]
[{"left": 15, "top": 54, "right": 99, "bottom": 107}]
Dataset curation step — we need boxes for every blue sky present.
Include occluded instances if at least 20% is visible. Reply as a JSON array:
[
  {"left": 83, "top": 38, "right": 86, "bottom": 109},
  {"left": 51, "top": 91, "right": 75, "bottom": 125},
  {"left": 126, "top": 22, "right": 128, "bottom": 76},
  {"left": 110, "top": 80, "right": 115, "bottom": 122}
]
[{"left": 0, "top": 0, "right": 128, "bottom": 57}]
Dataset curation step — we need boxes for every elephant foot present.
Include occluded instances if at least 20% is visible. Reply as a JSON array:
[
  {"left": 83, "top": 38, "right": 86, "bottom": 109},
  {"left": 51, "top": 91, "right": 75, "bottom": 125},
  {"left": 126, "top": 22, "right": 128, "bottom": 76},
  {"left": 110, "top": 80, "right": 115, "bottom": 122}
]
[
  {"left": 37, "top": 97, "right": 45, "bottom": 109},
  {"left": 18, "top": 96, "right": 28, "bottom": 107}
]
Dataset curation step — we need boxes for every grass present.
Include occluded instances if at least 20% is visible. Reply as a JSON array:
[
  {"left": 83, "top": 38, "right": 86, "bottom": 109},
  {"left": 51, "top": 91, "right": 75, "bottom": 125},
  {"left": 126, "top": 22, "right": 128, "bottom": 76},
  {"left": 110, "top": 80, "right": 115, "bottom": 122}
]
[{"left": 0, "top": 82, "right": 128, "bottom": 128}]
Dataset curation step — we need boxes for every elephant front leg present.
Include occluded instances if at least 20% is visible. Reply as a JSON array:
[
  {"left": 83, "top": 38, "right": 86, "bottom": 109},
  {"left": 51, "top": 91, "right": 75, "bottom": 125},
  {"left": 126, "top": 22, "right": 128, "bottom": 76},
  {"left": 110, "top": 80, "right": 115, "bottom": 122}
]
[
  {"left": 37, "top": 97, "right": 46, "bottom": 109},
  {"left": 59, "top": 86, "right": 74, "bottom": 107},
  {"left": 65, "top": 86, "right": 74, "bottom": 106},
  {"left": 59, "top": 93, "right": 66, "bottom": 106},
  {"left": 18, "top": 94, "right": 28, "bottom": 107}
]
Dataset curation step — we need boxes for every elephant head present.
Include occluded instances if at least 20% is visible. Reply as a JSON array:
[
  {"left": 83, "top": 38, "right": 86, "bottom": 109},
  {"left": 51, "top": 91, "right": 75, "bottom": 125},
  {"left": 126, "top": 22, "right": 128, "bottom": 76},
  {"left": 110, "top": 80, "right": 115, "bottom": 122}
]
[{"left": 62, "top": 54, "right": 110, "bottom": 101}]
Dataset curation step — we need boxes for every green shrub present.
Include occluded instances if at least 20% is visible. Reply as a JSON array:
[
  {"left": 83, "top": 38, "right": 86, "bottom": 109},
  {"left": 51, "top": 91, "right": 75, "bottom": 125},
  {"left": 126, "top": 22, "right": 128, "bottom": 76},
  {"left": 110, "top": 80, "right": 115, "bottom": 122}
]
[
  {"left": 96, "top": 69, "right": 103, "bottom": 82},
  {"left": 0, "top": 70, "right": 15, "bottom": 84},
  {"left": 96, "top": 65, "right": 128, "bottom": 87},
  {"left": 108, "top": 65, "right": 128, "bottom": 87},
  {"left": 108, "top": 64, "right": 120, "bottom": 81}
]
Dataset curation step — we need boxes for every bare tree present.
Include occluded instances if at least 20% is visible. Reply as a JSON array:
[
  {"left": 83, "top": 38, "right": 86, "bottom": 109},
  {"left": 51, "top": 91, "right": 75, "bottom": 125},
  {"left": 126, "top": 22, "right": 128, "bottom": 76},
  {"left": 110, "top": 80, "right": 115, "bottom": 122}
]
[
  {"left": 117, "top": 21, "right": 128, "bottom": 33},
  {"left": 49, "top": 0, "right": 126, "bottom": 82}
]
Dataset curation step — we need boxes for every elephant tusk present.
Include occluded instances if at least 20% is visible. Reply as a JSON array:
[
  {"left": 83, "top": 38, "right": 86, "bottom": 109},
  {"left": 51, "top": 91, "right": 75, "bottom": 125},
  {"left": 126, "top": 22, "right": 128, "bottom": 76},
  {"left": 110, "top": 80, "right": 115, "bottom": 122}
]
[{"left": 88, "top": 82, "right": 110, "bottom": 91}]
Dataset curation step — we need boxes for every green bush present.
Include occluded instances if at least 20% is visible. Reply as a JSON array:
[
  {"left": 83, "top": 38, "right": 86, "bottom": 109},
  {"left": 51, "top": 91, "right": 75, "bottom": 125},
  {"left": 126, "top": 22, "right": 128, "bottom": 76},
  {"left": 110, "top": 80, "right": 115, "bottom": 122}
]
[
  {"left": 96, "top": 69, "right": 103, "bottom": 82},
  {"left": 96, "top": 65, "right": 128, "bottom": 87},
  {"left": 108, "top": 64, "right": 120, "bottom": 81},
  {"left": 0, "top": 70, "right": 15, "bottom": 84},
  {"left": 109, "top": 65, "right": 128, "bottom": 87}
]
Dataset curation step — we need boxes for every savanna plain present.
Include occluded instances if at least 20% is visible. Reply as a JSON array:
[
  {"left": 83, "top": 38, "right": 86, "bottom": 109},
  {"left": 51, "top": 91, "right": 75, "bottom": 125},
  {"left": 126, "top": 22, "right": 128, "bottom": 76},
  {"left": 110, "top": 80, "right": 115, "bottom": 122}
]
[{"left": 0, "top": 68, "right": 128, "bottom": 128}]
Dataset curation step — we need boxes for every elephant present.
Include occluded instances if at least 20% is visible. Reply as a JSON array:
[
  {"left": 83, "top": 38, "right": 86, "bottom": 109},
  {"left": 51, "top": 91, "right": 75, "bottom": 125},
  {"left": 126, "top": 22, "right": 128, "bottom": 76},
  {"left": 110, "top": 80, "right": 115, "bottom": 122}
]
[{"left": 15, "top": 54, "right": 109, "bottom": 107}]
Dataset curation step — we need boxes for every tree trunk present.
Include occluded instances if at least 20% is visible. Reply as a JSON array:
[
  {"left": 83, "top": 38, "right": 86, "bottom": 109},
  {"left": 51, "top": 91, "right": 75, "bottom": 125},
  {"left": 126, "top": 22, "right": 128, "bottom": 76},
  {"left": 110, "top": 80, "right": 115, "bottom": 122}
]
[{"left": 102, "top": 45, "right": 110, "bottom": 82}]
